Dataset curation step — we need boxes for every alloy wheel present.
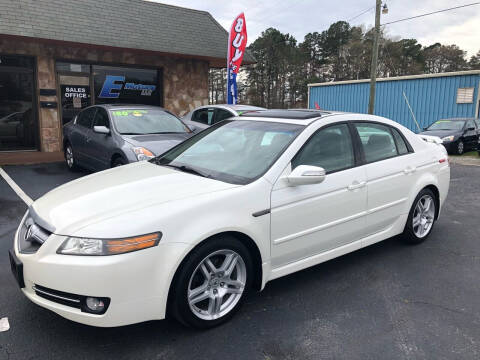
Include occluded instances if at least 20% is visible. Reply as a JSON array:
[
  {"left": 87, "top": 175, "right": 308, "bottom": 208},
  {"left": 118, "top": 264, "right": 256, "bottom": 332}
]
[
  {"left": 457, "top": 141, "right": 464, "bottom": 154},
  {"left": 412, "top": 194, "right": 435, "bottom": 238},
  {"left": 187, "top": 249, "right": 246, "bottom": 321},
  {"left": 65, "top": 146, "right": 74, "bottom": 168}
]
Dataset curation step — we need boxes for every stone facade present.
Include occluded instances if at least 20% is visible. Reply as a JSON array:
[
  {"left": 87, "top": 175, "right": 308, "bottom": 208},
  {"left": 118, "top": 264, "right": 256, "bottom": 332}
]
[{"left": 0, "top": 37, "right": 209, "bottom": 153}]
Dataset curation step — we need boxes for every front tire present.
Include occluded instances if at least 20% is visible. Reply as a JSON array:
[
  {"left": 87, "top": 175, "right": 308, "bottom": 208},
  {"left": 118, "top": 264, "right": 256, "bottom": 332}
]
[
  {"left": 456, "top": 140, "right": 464, "bottom": 155},
  {"left": 169, "top": 236, "right": 253, "bottom": 329},
  {"left": 401, "top": 188, "right": 437, "bottom": 244},
  {"left": 112, "top": 157, "right": 126, "bottom": 167}
]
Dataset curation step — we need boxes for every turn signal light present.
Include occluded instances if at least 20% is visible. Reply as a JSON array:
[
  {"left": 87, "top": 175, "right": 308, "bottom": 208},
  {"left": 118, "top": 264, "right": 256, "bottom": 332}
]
[{"left": 107, "top": 233, "right": 161, "bottom": 254}]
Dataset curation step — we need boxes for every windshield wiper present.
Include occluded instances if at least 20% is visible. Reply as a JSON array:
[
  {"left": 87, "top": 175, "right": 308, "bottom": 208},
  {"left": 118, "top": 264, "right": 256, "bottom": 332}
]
[
  {"left": 121, "top": 132, "right": 144, "bottom": 135},
  {"left": 163, "top": 164, "right": 210, "bottom": 178}
]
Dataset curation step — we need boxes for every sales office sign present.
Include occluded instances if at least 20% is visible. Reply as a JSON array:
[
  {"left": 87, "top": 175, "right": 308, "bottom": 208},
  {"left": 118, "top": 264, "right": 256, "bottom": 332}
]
[{"left": 64, "top": 87, "right": 88, "bottom": 99}]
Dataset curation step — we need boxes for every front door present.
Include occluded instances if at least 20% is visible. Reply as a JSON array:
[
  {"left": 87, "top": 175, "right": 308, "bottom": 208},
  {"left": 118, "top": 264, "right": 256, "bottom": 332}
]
[
  {"left": 270, "top": 123, "right": 368, "bottom": 268},
  {"left": 58, "top": 74, "right": 91, "bottom": 126}
]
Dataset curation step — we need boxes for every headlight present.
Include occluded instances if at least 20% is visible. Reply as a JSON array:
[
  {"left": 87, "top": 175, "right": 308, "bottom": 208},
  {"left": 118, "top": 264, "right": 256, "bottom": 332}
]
[
  {"left": 132, "top": 147, "right": 155, "bottom": 161},
  {"left": 441, "top": 136, "right": 455, "bottom": 142},
  {"left": 57, "top": 232, "right": 162, "bottom": 256}
]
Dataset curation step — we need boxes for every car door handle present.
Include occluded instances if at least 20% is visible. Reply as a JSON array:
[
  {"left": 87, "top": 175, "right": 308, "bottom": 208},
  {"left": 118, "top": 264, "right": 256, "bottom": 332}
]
[
  {"left": 403, "top": 166, "right": 417, "bottom": 174},
  {"left": 347, "top": 181, "right": 366, "bottom": 191}
]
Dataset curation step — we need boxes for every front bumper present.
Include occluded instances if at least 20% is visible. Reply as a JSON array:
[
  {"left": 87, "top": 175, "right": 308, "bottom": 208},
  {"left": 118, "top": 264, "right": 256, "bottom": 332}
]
[
  {"left": 13, "top": 229, "right": 189, "bottom": 327},
  {"left": 441, "top": 140, "right": 457, "bottom": 154}
]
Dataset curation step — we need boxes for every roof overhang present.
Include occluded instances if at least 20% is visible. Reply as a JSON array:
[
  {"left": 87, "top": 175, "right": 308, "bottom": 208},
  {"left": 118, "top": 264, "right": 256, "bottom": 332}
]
[{"left": 0, "top": 34, "right": 244, "bottom": 68}]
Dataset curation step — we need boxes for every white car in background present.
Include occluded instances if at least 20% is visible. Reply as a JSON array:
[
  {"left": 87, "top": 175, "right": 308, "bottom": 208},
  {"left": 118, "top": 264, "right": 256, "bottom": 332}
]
[
  {"left": 10, "top": 110, "right": 450, "bottom": 329},
  {"left": 182, "top": 104, "right": 265, "bottom": 131}
]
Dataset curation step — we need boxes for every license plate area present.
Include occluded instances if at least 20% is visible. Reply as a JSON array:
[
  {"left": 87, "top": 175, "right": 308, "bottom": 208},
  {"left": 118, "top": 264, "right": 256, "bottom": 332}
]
[{"left": 9, "top": 249, "right": 25, "bottom": 288}]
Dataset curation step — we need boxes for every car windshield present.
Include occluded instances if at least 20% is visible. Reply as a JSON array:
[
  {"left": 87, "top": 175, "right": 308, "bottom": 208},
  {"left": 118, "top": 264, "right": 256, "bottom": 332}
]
[
  {"left": 427, "top": 120, "right": 465, "bottom": 131},
  {"left": 153, "top": 120, "right": 304, "bottom": 185},
  {"left": 110, "top": 108, "right": 189, "bottom": 135}
]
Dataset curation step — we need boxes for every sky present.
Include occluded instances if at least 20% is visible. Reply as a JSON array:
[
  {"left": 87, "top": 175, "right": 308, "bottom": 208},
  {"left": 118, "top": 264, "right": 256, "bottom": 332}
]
[{"left": 150, "top": 0, "right": 480, "bottom": 57}]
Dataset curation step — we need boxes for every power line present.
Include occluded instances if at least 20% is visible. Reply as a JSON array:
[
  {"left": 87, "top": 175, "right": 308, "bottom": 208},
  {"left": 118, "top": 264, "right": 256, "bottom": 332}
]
[
  {"left": 382, "top": 2, "right": 480, "bottom": 26},
  {"left": 347, "top": 5, "right": 375, "bottom": 22}
]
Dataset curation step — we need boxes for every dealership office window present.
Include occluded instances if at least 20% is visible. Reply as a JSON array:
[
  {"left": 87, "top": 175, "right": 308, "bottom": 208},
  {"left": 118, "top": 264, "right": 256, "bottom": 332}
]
[
  {"left": 0, "top": 54, "right": 37, "bottom": 151},
  {"left": 93, "top": 65, "right": 161, "bottom": 106}
]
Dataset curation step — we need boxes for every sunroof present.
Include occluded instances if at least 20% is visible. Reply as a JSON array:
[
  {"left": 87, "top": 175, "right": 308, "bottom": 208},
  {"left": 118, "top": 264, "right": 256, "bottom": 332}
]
[{"left": 240, "top": 109, "right": 328, "bottom": 120}]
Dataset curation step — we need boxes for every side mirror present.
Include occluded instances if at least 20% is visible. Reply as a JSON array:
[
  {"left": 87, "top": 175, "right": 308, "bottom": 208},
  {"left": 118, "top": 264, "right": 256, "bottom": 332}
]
[
  {"left": 93, "top": 125, "right": 110, "bottom": 135},
  {"left": 423, "top": 127, "right": 428, "bottom": 131},
  {"left": 286, "top": 165, "right": 326, "bottom": 186},
  {"left": 188, "top": 124, "right": 197, "bottom": 132}
]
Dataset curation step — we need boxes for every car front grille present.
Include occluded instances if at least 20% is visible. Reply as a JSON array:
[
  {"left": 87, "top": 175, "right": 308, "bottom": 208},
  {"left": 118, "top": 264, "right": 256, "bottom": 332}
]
[{"left": 18, "top": 216, "right": 51, "bottom": 254}]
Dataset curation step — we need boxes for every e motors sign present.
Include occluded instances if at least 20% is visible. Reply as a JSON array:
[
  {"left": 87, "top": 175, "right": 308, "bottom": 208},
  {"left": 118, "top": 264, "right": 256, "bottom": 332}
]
[{"left": 99, "top": 75, "right": 157, "bottom": 98}]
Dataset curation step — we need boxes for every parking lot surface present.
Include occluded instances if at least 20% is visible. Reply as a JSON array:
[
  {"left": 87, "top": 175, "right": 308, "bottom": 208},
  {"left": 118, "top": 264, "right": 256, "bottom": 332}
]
[{"left": 1, "top": 163, "right": 479, "bottom": 360}]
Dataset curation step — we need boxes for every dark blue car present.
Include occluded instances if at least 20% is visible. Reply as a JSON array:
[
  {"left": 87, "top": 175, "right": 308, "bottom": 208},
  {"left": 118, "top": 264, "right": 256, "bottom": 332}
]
[{"left": 63, "top": 104, "right": 193, "bottom": 171}]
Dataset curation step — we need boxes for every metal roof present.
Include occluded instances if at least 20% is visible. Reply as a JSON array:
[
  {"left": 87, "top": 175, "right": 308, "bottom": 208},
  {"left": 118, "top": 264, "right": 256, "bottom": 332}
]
[
  {"left": 308, "top": 70, "right": 480, "bottom": 87},
  {"left": 0, "top": 0, "right": 255, "bottom": 66}
]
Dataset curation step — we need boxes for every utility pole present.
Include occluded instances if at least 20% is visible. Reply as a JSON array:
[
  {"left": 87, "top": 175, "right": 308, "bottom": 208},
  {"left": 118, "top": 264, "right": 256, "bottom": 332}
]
[{"left": 368, "top": 0, "right": 382, "bottom": 114}]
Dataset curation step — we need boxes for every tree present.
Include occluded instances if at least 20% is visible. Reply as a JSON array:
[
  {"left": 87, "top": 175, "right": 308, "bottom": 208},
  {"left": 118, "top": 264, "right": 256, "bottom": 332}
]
[
  {"left": 423, "top": 43, "right": 468, "bottom": 73},
  {"left": 469, "top": 50, "right": 480, "bottom": 70}
]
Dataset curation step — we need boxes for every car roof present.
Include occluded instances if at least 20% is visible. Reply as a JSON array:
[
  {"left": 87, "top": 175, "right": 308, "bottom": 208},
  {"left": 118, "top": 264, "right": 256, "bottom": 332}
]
[{"left": 193, "top": 104, "right": 266, "bottom": 112}]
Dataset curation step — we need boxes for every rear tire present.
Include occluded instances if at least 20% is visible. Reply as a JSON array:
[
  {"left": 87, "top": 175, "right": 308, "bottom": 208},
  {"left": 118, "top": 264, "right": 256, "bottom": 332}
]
[
  {"left": 64, "top": 143, "right": 79, "bottom": 171},
  {"left": 169, "top": 235, "right": 253, "bottom": 329},
  {"left": 401, "top": 188, "right": 437, "bottom": 245}
]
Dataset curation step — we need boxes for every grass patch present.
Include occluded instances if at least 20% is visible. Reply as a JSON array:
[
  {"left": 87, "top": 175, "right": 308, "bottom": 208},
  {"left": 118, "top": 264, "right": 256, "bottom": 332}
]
[{"left": 450, "top": 151, "right": 479, "bottom": 158}]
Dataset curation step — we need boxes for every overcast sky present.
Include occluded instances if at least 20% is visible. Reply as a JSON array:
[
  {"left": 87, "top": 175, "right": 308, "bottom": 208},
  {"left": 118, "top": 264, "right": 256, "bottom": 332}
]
[{"left": 151, "top": 0, "right": 480, "bottom": 57}]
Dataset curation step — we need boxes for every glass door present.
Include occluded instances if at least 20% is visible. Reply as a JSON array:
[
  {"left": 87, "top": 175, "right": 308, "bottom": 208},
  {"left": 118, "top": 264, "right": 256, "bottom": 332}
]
[
  {"left": 0, "top": 55, "right": 38, "bottom": 151},
  {"left": 58, "top": 74, "right": 91, "bottom": 125}
]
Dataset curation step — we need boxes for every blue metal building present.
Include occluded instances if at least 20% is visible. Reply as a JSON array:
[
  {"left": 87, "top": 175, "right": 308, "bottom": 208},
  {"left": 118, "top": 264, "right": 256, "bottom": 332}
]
[{"left": 308, "top": 70, "right": 480, "bottom": 132}]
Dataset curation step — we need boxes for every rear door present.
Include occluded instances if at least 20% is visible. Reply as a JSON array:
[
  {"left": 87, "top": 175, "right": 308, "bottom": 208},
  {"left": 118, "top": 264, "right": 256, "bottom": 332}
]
[
  {"left": 352, "top": 122, "right": 418, "bottom": 245},
  {"left": 270, "top": 123, "right": 368, "bottom": 267},
  {"left": 69, "top": 107, "right": 96, "bottom": 165}
]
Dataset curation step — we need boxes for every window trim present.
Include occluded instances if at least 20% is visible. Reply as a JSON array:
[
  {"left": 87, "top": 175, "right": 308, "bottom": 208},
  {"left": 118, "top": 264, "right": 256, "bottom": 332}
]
[
  {"left": 350, "top": 121, "right": 414, "bottom": 166},
  {"left": 291, "top": 122, "right": 360, "bottom": 175}
]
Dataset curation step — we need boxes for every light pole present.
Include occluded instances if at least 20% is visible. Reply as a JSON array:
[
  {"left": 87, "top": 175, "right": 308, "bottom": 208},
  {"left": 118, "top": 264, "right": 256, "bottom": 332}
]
[{"left": 367, "top": 0, "right": 387, "bottom": 114}]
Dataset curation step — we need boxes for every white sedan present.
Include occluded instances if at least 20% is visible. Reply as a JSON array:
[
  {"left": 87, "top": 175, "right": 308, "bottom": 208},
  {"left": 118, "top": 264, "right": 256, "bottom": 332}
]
[{"left": 10, "top": 110, "right": 450, "bottom": 329}]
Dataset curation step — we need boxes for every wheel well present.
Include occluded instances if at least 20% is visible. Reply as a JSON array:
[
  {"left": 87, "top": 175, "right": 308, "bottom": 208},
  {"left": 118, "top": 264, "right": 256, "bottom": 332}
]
[
  {"left": 110, "top": 153, "right": 123, "bottom": 167},
  {"left": 166, "top": 231, "right": 263, "bottom": 317},
  {"left": 424, "top": 184, "right": 440, "bottom": 220}
]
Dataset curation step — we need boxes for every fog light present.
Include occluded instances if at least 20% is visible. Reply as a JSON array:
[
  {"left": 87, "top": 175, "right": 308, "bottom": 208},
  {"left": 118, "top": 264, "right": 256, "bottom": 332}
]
[{"left": 85, "top": 297, "right": 105, "bottom": 313}]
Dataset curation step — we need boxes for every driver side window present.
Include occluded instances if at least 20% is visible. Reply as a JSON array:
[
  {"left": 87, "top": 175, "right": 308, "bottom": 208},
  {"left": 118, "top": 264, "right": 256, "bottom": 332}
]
[{"left": 292, "top": 124, "right": 354, "bottom": 174}]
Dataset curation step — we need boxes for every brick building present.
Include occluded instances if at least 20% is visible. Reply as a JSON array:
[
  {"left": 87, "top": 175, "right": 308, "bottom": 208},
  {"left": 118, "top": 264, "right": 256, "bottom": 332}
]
[{"left": 0, "top": 0, "right": 253, "bottom": 163}]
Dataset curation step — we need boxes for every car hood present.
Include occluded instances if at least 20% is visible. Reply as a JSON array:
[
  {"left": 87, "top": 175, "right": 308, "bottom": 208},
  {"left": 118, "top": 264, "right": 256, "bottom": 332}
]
[
  {"left": 31, "top": 161, "right": 237, "bottom": 235},
  {"left": 122, "top": 133, "right": 192, "bottom": 156},
  {"left": 419, "top": 129, "right": 462, "bottom": 138}
]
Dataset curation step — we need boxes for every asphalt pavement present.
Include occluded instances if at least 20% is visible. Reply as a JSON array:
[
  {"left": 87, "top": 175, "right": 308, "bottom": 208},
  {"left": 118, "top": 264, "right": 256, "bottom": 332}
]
[{"left": 0, "top": 162, "right": 479, "bottom": 360}]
